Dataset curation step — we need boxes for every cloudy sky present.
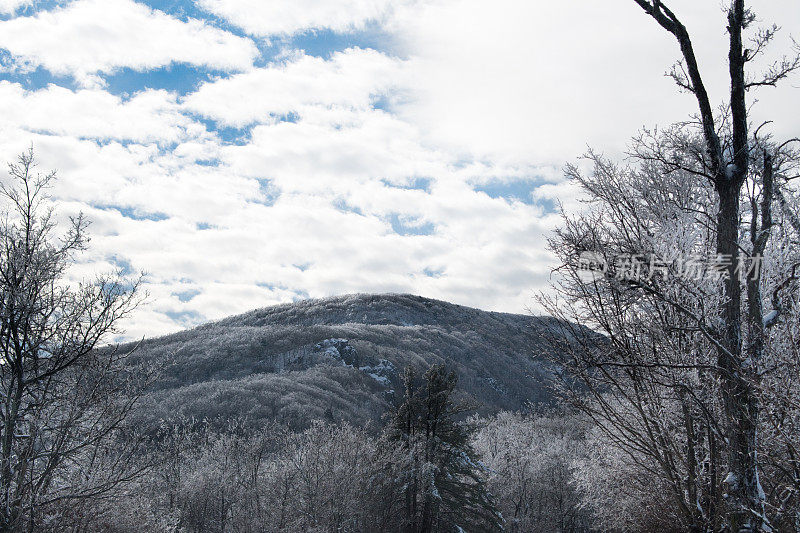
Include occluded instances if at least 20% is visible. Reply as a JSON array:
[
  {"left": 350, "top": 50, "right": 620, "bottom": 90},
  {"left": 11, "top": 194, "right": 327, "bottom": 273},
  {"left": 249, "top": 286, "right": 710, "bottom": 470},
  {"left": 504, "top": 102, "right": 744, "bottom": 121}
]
[{"left": 0, "top": 0, "right": 797, "bottom": 339}]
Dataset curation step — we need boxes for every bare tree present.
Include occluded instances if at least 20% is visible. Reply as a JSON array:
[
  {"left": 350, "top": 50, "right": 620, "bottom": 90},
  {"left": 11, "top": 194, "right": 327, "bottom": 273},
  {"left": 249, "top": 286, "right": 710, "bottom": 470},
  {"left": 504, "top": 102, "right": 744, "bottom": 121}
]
[
  {"left": 541, "top": 111, "right": 800, "bottom": 530},
  {"left": 557, "top": 2, "right": 800, "bottom": 530},
  {"left": 0, "top": 148, "right": 146, "bottom": 531},
  {"left": 473, "top": 410, "right": 592, "bottom": 533},
  {"left": 540, "top": 134, "right": 725, "bottom": 530}
]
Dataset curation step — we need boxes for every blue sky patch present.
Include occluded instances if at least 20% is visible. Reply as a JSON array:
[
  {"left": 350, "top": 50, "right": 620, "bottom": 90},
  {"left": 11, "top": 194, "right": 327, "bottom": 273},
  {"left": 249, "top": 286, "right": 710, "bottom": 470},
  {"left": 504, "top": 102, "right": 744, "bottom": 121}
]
[
  {"left": 173, "top": 288, "right": 201, "bottom": 302},
  {"left": 253, "top": 178, "right": 280, "bottom": 206},
  {"left": 0, "top": 62, "right": 80, "bottom": 91},
  {"left": 137, "top": 0, "right": 223, "bottom": 25},
  {"left": 473, "top": 179, "right": 539, "bottom": 205},
  {"left": 0, "top": 0, "right": 64, "bottom": 20},
  {"left": 104, "top": 64, "right": 233, "bottom": 97},
  {"left": 164, "top": 309, "right": 204, "bottom": 326},
  {"left": 109, "top": 254, "right": 135, "bottom": 276},
  {"left": 423, "top": 267, "right": 444, "bottom": 278},
  {"left": 94, "top": 204, "right": 170, "bottom": 221},
  {"left": 333, "top": 198, "right": 365, "bottom": 216},
  {"left": 474, "top": 179, "right": 560, "bottom": 213},
  {"left": 382, "top": 177, "right": 432, "bottom": 192},
  {"left": 387, "top": 213, "right": 435, "bottom": 236},
  {"left": 284, "top": 24, "right": 398, "bottom": 60}
]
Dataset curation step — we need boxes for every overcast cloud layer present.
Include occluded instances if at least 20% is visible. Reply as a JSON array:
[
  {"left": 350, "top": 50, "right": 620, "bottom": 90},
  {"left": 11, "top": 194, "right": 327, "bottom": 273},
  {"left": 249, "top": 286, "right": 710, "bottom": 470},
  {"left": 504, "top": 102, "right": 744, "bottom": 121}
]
[{"left": 0, "top": 0, "right": 798, "bottom": 340}]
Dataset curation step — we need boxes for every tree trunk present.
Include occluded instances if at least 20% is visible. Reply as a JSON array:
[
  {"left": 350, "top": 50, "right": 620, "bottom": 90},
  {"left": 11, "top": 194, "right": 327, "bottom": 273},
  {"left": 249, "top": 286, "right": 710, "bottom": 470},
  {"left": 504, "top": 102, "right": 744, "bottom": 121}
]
[
  {"left": 682, "top": 394, "right": 701, "bottom": 530},
  {"left": 716, "top": 180, "right": 763, "bottom": 531}
]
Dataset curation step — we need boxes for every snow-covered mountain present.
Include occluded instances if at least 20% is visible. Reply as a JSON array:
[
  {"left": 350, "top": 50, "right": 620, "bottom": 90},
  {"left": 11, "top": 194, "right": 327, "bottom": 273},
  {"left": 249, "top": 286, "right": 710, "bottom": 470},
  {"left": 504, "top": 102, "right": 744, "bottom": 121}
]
[{"left": 126, "top": 294, "right": 567, "bottom": 431}]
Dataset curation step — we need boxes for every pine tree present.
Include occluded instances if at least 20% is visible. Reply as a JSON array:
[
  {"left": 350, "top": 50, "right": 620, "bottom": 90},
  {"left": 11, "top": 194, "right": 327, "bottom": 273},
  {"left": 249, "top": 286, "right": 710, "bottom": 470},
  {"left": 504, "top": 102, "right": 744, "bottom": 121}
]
[{"left": 392, "top": 364, "right": 503, "bottom": 532}]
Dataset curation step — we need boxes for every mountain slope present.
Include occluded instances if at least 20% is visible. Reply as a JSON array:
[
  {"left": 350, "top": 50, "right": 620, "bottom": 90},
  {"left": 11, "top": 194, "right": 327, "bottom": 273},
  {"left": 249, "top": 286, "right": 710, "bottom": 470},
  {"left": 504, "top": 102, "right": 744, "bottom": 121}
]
[{"left": 127, "top": 293, "right": 566, "bottom": 431}]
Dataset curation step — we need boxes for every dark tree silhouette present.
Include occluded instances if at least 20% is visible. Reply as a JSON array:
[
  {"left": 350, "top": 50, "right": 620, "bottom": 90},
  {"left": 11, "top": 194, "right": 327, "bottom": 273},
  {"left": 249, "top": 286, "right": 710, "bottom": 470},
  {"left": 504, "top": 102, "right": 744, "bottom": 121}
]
[{"left": 392, "top": 364, "right": 503, "bottom": 532}]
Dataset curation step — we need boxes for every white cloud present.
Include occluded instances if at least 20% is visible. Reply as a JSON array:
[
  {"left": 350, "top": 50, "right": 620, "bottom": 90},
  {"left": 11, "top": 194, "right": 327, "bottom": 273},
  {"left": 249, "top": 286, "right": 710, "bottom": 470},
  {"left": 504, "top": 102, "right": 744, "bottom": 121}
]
[
  {"left": 183, "top": 48, "right": 406, "bottom": 127},
  {"left": 0, "top": 0, "right": 257, "bottom": 86},
  {"left": 0, "top": 82, "right": 205, "bottom": 143},
  {"left": 5, "top": 1, "right": 794, "bottom": 341},
  {"left": 394, "top": 0, "right": 800, "bottom": 166},
  {"left": 0, "top": 62, "right": 556, "bottom": 340},
  {"left": 198, "top": 0, "right": 399, "bottom": 36}
]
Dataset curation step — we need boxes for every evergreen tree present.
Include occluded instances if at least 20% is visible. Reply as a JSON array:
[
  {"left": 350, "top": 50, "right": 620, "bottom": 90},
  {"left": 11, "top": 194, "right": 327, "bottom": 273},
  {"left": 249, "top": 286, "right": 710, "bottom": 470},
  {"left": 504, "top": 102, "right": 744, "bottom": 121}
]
[{"left": 392, "top": 364, "right": 503, "bottom": 532}]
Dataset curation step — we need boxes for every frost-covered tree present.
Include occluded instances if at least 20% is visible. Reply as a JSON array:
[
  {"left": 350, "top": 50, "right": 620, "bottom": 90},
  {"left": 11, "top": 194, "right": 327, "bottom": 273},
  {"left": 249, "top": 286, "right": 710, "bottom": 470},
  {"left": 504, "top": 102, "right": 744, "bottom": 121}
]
[
  {"left": 100, "top": 419, "right": 410, "bottom": 532},
  {"left": 392, "top": 365, "right": 502, "bottom": 532},
  {"left": 0, "top": 149, "right": 145, "bottom": 531},
  {"left": 542, "top": 124, "right": 800, "bottom": 531},
  {"left": 623, "top": 3, "right": 799, "bottom": 531},
  {"left": 540, "top": 1, "right": 800, "bottom": 530},
  {"left": 542, "top": 119, "right": 800, "bottom": 530},
  {"left": 473, "top": 411, "right": 592, "bottom": 533}
]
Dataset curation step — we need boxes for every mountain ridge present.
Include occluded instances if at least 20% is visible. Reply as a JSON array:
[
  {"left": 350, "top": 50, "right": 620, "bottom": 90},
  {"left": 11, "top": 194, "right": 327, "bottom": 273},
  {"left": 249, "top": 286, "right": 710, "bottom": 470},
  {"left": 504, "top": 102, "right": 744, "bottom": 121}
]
[{"left": 126, "top": 293, "right": 565, "bottom": 431}]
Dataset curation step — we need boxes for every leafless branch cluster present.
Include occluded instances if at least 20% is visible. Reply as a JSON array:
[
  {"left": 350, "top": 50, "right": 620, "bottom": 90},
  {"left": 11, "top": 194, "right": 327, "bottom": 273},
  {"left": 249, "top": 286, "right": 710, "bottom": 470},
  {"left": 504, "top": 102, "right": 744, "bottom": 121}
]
[{"left": 0, "top": 148, "right": 150, "bottom": 531}]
